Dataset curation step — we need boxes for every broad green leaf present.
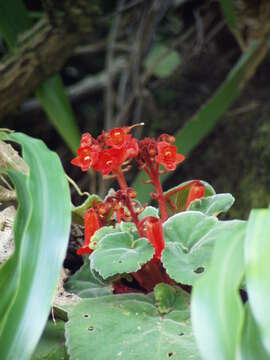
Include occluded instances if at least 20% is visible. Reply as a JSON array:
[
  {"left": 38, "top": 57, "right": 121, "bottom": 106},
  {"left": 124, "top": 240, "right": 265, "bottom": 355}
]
[
  {"left": 91, "top": 232, "right": 154, "bottom": 279},
  {"left": 36, "top": 76, "right": 80, "bottom": 153},
  {"left": 162, "top": 212, "right": 218, "bottom": 284},
  {"left": 144, "top": 43, "right": 181, "bottom": 78},
  {"left": 245, "top": 209, "right": 270, "bottom": 354},
  {"left": 89, "top": 225, "right": 119, "bottom": 250},
  {"left": 65, "top": 293, "right": 200, "bottom": 360},
  {"left": 32, "top": 320, "right": 68, "bottom": 360},
  {"left": 132, "top": 42, "right": 260, "bottom": 203},
  {"left": 191, "top": 221, "right": 246, "bottom": 360},
  {"left": 238, "top": 304, "right": 269, "bottom": 360},
  {"left": 0, "top": 133, "right": 71, "bottom": 359},
  {"left": 220, "top": 0, "right": 237, "bottom": 33},
  {"left": 165, "top": 180, "right": 215, "bottom": 214},
  {"left": 0, "top": 0, "right": 80, "bottom": 153},
  {"left": 64, "top": 258, "right": 113, "bottom": 298},
  {"left": 188, "top": 193, "right": 235, "bottom": 216}
]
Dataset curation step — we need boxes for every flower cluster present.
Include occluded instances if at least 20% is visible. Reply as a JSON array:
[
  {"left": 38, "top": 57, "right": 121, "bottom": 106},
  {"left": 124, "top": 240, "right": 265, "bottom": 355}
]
[
  {"left": 72, "top": 125, "right": 205, "bottom": 293},
  {"left": 71, "top": 127, "right": 139, "bottom": 176}
]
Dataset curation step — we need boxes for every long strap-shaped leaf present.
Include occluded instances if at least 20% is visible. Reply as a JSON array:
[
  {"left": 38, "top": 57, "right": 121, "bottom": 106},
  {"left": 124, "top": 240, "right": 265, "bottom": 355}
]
[
  {"left": 191, "top": 221, "right": 246, "bottom": 360},
  {"left": 0, "top": 133, "right": 71, "bottom": 359},
  {"left": 132, "top": 42, "right": 261, "bottom": 203},
  {"left": 0, "top": 1, "right": 80, "bottom": 153},
  {"left": 245, "top": 209, "right": 270, "bottom": 355}
]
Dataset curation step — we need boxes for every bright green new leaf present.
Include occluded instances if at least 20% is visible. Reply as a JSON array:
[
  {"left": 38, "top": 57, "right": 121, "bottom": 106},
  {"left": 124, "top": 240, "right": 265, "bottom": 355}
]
[
  {"left": 191, "top": 221, "right": 246, "bottom": 360},
  {"left": 238, "top": 304, "right": 269, "bottom": 360},
  {"left": 64, "top": 258, "right": 113, "bottom": 298},
  {"left": 91, "top": 232, "right": 154, "bottom": 278},
  {"left": 65, "top": 293, "right": 200, "bottom": 360},
  {"left": 138, "top": 206, "right": 159, "bottom": 220},
  {"left": 188, "top": 193, "right": 235, "bottom": 216},
  {"left": 245, "top": 209, "right": 270, "bottom": 355},
  {"left": 0, "top": 133, "right": 71, "bottom": 359},
  {"left": 144, "top": 43, "right": 181, "bottom": 78},
  {"left": 162, "top": 212, "right": 218, "bottom": 284}
]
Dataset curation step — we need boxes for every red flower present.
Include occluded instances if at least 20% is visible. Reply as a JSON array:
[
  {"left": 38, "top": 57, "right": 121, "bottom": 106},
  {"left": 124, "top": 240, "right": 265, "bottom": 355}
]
[
  {"left": 106, "top": 128, "right": 130, "bottom": 149},
  {"left": 94, "top": 148, "right": 126, "bottom": 176},
  {"left": 139, "top": 216, "right": 165, "bottom": 260},
  {"left": 71, "top": 144, "right": 100, "bottom": 172},
  {"left": 185, "top": 183, "right": 205, "bottom": 209},
  {"left": 77, "top": 208, "right": 101, "bottom": 255},
  {"left": 156, "top": 141, "right": 185, "bottom": 170}
]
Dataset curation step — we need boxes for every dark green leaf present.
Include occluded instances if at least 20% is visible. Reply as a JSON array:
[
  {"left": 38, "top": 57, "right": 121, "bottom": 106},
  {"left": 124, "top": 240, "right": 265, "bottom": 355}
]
[{"left": 220, "top": 0, "right": 237, "bottom": 33}]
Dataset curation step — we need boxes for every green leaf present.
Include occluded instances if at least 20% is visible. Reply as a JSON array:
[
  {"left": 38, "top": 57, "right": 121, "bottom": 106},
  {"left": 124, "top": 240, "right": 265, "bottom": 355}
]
[
  {"left": 0, "top": 133, "right": 71, "bottom": 359},
  {"left": 154, "top": 283, "right": 189, "bottom": 315},
  {"left": 144, "top": 43, "right": 181, "bottom": 78},
  {"left": 0, "top": 0, "right": 80, "bottom": 153},
  {"left": 238, "top": 304, "right": 269, "bottom": 360},
  {"left": 64, "top": 258, "right": 113, "bottom": 298},
  {"left": 165, "top": 180, "right": 215, "bottom": 214},
  {"left": 132, "top": 42, "right": 261, "bottom": 204},
  {"left": 245, "top": 209, "right": 270, "bottom": 354},
  {"left": 138, "top": 206, "right": 159, "bottom": 220},
  {"left": 65, "top": 294, "right": 200, "bottom": 360},
  {"left": 188, "top": 193, "right": 235, "bottom": 216},
  {"left": 0, "top": 1, "right": 30, "bottom": 47},
  {"left": 162, "top": 212, "right": 218, "bottom": 285},
  {"left": 36, "top": 76, "right": 80, "bottom": 153},
  {"left": 220, "top": 0, "right": 237, "bottom": 33},
  {"left": 32, "top": 320, "right": 68, "bottom": 360},
  {"left": 91, "top": 232, "right": 154, "bottom": 279},
  {"left": 191, "top": 221, "right": 246, "bottom": 360}
]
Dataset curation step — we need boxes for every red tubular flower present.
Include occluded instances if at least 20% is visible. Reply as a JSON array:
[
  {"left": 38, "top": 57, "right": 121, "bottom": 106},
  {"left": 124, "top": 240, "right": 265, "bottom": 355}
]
[
  {"left": 185, "top": 182, "right": 205, "bottom": 209},
  {"left": 156, "top": 141, "right": 185, "bottom": 171},
  {"left": 77, "top": 208, "right": 101, "bottom": 255},
  {"left": 139, "top": 216, "right": 165, "bottom": 260}
]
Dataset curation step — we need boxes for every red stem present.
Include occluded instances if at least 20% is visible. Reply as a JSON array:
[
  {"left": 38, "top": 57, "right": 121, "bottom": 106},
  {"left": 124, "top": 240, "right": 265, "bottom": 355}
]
[{"left": 114, "top": 167, "right": 128, "bottom": 191}]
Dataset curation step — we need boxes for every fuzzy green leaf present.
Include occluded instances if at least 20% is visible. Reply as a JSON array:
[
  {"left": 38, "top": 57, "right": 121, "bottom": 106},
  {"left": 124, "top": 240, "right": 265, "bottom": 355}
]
[
  {"left": 162, "top": 212, "right": 218, "bottom": 285},
  {"left": 154, "top": 283, "right": 189, "bottom": 315},
  {"left": 64, "top": 258, "right": 113, "bottom": 298},
  {"left": 91, "top": 232, "right": 154, "bottom": 279},
  {"left": 188, "top": 193, "right": 235, "bottom": 216},
  {"left": 191, "top": 221, "right": 246, "bottom": 360},
  {"left": 65, "top": 293, "right": 200, "bottom": 360}
]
